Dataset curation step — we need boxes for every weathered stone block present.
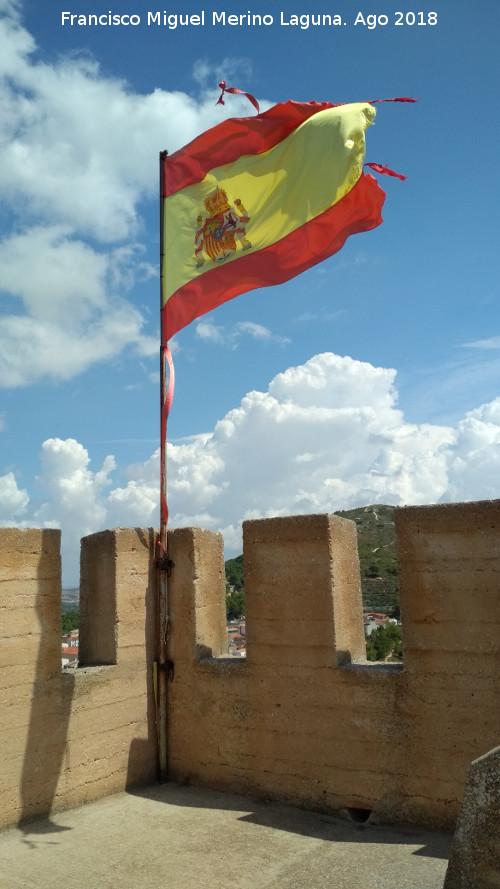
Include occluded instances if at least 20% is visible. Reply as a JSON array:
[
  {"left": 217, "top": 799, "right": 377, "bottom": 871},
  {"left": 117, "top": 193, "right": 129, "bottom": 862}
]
[{"left": 443, "top": 746, "right": 500, "bottom": 889}]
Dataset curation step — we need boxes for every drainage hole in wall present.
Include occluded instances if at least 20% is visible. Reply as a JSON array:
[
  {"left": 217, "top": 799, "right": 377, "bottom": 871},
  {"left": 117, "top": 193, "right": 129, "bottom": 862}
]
[{"left": 346, "top": 807, "right": 372, "bottom": 824}]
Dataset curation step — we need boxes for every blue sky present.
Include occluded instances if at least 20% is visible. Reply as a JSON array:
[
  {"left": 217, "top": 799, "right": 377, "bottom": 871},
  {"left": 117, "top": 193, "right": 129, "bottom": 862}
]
[{"left": 1, "top": 0, "right": 499, "bottom": 585}]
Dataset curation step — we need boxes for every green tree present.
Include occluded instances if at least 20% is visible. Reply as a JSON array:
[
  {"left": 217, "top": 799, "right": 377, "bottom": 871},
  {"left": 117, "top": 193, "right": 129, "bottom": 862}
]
[
  {"left": 61, "top": 609, "right": 79, "bottom": 634},
  {"left": 226, "top": 590, "right": 245, "bottom": 620},
  {"left": 365, "top": 622, "right": 403, "bottom": 661},
  {"left": 225, "top": 555, "right": 244, "bottom": 590},
  {"left": 365, "top": 561, "right": 380, "bottom": 578}
]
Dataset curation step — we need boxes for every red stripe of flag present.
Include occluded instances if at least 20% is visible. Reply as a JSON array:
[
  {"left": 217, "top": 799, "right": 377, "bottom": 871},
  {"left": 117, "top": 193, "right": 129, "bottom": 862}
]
[{"left": 164, "top": 101, "right": 338, "bottom": 196}]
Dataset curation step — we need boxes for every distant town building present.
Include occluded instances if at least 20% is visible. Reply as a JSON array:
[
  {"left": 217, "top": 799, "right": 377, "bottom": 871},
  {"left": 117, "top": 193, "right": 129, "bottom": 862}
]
[{"left": 62, "top": 629, "right": 79, "bottom": 667}]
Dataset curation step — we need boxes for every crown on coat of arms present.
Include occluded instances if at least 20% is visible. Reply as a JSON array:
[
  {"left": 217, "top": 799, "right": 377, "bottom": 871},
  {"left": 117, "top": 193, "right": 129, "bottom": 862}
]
[{"left": 204, "top": 187, "right": 230, "bottom": 216}]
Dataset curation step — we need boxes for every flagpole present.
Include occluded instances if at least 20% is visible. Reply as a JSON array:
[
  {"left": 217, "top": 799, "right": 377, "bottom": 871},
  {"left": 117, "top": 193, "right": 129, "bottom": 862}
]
[{"left": 157, "top": 149, "right": 170, "bottom": 783}]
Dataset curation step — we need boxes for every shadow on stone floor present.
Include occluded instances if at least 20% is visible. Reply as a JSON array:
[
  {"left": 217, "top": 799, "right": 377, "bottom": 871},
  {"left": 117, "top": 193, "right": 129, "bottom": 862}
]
[{"left": 127, "top": 781, "right": 452, "bottom": 861}]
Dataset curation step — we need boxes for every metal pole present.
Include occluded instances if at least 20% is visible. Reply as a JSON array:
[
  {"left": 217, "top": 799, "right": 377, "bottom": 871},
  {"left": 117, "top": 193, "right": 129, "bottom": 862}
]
[{"left": 157, "top": 149, "right": 169, "bottom": 783}]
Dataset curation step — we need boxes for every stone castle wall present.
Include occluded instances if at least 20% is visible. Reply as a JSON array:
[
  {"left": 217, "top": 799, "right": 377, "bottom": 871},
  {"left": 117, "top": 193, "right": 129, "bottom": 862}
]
[
  {"left": 0, "top": 501, "right": 499, "bottom": 830},
  {"left": 0, "top": 527, "right": 157, "bottom": 829}
]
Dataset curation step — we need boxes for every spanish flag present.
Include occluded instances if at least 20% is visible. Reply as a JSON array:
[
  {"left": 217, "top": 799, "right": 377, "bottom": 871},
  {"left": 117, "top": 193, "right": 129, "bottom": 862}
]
[{"left": 162, "top": 100, "right": 385, "bottom": 342}]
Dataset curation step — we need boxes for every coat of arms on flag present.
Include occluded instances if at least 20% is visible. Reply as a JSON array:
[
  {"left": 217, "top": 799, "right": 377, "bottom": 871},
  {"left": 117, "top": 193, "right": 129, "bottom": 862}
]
[{"left": 195, "top": 187, "right": 251, "bottom": 266}]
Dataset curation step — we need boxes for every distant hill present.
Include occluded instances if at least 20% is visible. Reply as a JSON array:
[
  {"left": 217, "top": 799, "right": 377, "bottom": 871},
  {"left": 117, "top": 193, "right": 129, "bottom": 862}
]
[
  {"left": 224, "top": 505, "right": 400, "bottom": 617},
  {"left": 64, "top": 507, "right": 400, "bottom": 619},
  {"left": 334, "top": 505, "right": 399, "bottom": 615},
  {"left": 61, "top": 588, "right": 79, "bottom": 612}
]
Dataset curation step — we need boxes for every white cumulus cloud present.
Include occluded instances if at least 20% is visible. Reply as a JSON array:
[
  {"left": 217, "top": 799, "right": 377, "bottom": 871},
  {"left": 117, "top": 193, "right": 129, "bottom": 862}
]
[
  {"left": 164, "top": 353, "right": 455, "bottom": 526},
  {"left": 4, "top": 352, "right": 500, "bottom": 585},
  {"left": 0, "top": 471, "right": 29, "bottom": 523},
  {"left": 33, "top": 438, "right": 116, "bottom": 578},
  {"left": 0, "top": 2, "right": 258, "bottom": 387},
  {"left": 195, "top": 317, "right": 290, "bottom": 348}
]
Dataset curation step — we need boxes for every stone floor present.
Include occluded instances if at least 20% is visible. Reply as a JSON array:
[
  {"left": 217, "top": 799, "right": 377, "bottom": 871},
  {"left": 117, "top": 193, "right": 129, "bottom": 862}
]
[{"left": 0, "top": 783, "right": 452, "bottom": 889}]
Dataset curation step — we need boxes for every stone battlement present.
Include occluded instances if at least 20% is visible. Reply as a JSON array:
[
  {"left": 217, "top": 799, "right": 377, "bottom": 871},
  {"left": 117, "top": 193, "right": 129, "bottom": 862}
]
[{"left": 1, "top": 502, "right": 499, "bottom": 831}]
